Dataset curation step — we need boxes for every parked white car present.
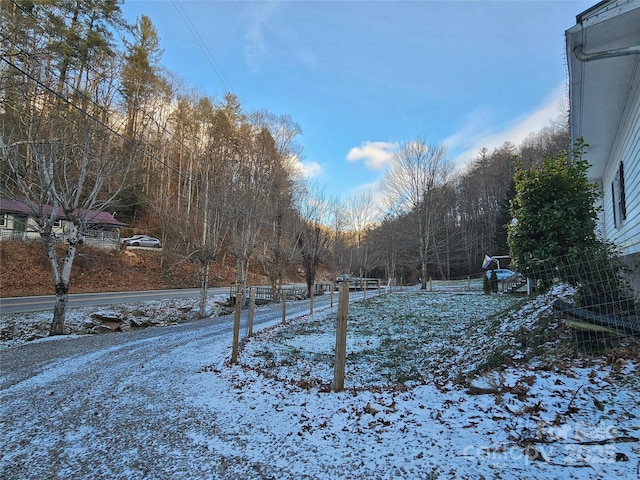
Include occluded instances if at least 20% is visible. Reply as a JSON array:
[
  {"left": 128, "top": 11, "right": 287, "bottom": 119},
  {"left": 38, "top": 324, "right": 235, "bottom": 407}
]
[{"left": 121, "top": 235, "right": 161, "bottom": 248}]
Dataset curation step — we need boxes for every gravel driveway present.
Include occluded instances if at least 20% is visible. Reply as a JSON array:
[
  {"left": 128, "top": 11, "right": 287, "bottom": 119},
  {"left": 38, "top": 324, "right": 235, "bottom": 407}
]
[
  {"left": 0, "top": 292, "right": 364, "bottom": 479},
  {"left": 1, "top": 312, "right": 241, "bottom": 478}
]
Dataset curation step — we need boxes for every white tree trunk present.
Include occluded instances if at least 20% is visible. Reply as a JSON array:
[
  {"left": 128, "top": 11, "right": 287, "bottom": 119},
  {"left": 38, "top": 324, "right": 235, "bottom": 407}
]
[{"left": 48, "top": 222, "right": 80, "bottom": 335}]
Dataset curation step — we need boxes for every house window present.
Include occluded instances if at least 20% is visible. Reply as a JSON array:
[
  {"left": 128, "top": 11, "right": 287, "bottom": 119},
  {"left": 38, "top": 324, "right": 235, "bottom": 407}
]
[
  {"left": 611, "top": 183, "right": 617, "bottom": 227},
  {"left": 611, "top": 161, "right": 626, "bottom": 228},
  {"left": 0, "top": 213, "right": 6, "bottom": 227},
  {"left": 53, "top": 219, "right": 62, "bottom": 228}
]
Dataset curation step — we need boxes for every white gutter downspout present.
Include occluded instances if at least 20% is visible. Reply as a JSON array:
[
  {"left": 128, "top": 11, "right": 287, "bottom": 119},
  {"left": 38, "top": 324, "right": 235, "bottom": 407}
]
[{"left": 574, "top": 44, "right": 640, "bottom": 61}]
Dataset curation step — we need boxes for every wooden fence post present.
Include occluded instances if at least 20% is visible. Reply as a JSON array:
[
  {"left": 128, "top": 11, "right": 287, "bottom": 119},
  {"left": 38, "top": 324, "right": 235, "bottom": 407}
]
[
  {"left": 248, "top": 288, "right": 256, "bottom": 337},
  {"left": 231, "top": 286, "right": 242, "bottom": 364},
  {"left": 332, "top": 282, "right": 349, "bottom": 392}
]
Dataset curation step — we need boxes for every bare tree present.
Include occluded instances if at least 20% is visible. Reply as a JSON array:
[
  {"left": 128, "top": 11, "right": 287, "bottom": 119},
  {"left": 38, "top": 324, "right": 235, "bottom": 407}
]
[
  {"left": 195, "top": 117, "right": 233, "bottom": 316},
  {"left": 519, "top": 118, "right": 570, "bottom": 167},
  {"left": 381, "top": 138, "right": 451, "bottom": 289},
  {"left": 0, "top": 0, "right": 134, "bottom": 334},
  {"left": 428, "top": 182, "right": 458, "bottom": 279},
  {"left": 326, "top": 199, "right": 348, "bottom": 277},
  {"left": 250, "top": 109, "right": 303, "bottom": 163},
  {"left": 258, "top": 201, "right": 302, "bottom": 300},
  {"left": 251, "top": 110, "right": 304, "bottom": 299},
  {"left": 170, "top": 100, "right": 233, "bottom": 318},
  {"left": 367, "top": 208, "right": 417, "bottom": 283},
  {"left": 297, "top": 184, "right": 334, "bottom": 296},
  {"left": 1, "top": 107, "right": 131, "bottom": 334},
  {"left": 455, "top": 143, "right": 516, "bottom": 271},
  {"left": 345, "top": 190, "right": 379, "bottom": 279},
  {"left": 228, "top": 123, "right": 281, "bottom": 293}
]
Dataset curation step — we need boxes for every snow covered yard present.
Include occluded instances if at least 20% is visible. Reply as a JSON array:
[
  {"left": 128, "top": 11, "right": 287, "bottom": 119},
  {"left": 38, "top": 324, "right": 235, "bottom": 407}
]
[
  {"left": 210, "top": 287, "right": 640, "bottom": 478},
  {"left": 1, "top": 287, "right": 639, "bottom": 479}
]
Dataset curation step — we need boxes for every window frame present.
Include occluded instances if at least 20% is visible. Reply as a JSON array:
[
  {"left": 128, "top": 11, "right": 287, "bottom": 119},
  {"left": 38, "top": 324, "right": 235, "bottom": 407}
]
[{"left": 611, "top": 161, "right": 627, "bottom": 228}]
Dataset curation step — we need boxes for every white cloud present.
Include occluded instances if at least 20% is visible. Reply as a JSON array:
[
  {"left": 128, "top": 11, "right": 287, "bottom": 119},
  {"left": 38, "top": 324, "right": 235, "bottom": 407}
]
[
  {"left": 446, "top": 83, "right": 568, "bottom": 168},
  {"left": 245, "top": 3, "right": 318, "bottom": 72},
  {"left": 442, "top": 106, "right": 495, "bottom": 155},
  {"left": 300, "top": 161, "right": 322, "bottom": 178},
  {"left": 346, "top": 141, "right": 398, "bottom": 170},
  {"left": 289, "top": 155, "right": 322, "bottom": 179}
]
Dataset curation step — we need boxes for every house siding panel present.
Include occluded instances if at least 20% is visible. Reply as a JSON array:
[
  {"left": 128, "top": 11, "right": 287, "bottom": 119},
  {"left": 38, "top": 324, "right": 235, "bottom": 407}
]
[
  {"left": 604, "top": 76, "right": 640, "bottom": 255},
  {"left": 1, "top": 197, "right": 126, "bottom": 245}
]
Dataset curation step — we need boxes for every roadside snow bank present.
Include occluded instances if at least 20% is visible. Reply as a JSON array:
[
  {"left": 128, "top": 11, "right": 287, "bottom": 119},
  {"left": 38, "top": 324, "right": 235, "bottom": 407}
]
[{"left": 0, "top": 295, "right": 227, "bottom": 349}]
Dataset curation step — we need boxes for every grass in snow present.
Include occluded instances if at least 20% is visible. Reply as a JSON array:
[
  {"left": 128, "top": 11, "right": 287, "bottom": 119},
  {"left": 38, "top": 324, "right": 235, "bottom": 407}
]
[{"left": 239, "top": 291, "right": 534, "bottom": 389}]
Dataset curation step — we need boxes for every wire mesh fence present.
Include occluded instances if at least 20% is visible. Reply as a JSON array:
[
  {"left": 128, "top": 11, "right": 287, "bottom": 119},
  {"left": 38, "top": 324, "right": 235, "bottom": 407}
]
[
  {"left": 522, "top": 248, "right": 640, "bottom": 353},
  {"left": 390, "top": 249, "right": 639, "bottom": 354}
]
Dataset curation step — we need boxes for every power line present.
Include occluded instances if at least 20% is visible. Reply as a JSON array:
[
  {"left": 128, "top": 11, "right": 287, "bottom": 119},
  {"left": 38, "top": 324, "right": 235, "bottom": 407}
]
[
  {"left": 3, "top": 0, "right": 250, "bottom": 196},
  {"left": 0, "top": 55, "right": 190, "bottom": 182},
  {"left": 2, "top": 1, "right": 203, "bottom": 182},
  {"left": 171, "top": 0, "right": 236, "bottom": 94}
]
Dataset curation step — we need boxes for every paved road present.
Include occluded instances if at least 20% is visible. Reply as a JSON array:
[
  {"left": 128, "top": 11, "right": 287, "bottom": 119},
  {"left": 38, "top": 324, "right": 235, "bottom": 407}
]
[
  {"left": 0, "top": 288, "right": 372, "bottom": 388},
  {"left": 0, "top": 288, "right": 230, "bottom": 314}
]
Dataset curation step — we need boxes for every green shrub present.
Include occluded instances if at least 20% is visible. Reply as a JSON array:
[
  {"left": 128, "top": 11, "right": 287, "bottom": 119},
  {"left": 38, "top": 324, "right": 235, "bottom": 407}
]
[
  {"left": 508, "top": 138, "right": 601, "bottom": 287},
  {"left": 508, "top": 138, "right": 636, "bottom": 315}
]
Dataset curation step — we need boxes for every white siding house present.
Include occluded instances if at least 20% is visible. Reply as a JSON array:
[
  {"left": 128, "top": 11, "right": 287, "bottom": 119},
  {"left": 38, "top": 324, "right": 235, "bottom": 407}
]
[{"left": 566, "top": 0, "right": 640, "bottom": 293}]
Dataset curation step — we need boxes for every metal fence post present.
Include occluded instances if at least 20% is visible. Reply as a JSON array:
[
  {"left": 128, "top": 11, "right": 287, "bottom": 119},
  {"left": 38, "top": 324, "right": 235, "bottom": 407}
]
[
  {"left": 281, "top": 289, "right": 287, "bottom": 324},
  {"left": 332, "top": 282, "right": 349, "bottom": 392},
  {"left": 247, "top": 288, "right": 256, "bottom": 337},
  {"left": 231, "top": 285, "right": 242, "bottom": 364}
]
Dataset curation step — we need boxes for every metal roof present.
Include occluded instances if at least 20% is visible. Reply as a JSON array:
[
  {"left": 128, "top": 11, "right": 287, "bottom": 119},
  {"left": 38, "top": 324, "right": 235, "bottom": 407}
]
[{"left": 0, "top": 198, "right": 128, "bottom": 227}]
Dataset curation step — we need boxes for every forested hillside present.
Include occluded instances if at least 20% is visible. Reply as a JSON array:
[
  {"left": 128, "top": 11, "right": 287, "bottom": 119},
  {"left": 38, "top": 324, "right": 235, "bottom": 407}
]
[{"left": 1, "top": 0, "right": 571, "bottom": 299}]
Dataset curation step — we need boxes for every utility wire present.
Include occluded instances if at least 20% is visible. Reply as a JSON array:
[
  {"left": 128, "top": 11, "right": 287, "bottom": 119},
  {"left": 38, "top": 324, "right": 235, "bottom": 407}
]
[
  {"left": 4, "top": 0, "right": 189, "bottom": 173},
  {"left": 3, "top": 0, "right": 204, "bottom": 180},
  {"left": 0, "top": 55, "right": 190, "bottom": 182},
  {"left": 171, "top": 0, "right": 235, "bottom": 94},
  {"left": 4, "top": 0, "right": 246, "bottom": 190}
]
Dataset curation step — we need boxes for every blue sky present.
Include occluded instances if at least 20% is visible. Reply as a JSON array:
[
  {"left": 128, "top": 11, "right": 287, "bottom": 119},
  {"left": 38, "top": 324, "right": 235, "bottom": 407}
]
[{"left": 121, "top": 0, "right": 594, "bottom": 202}]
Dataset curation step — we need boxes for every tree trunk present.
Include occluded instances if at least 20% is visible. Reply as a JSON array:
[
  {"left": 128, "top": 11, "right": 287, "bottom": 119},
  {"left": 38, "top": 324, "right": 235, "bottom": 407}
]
[
  {"left": 51, "top": 281, "right": 69, "bottom": 335},
  {"left": 198, "top": 259, "right": 210, "bottom": 318},
  {"left": 304, "top": 256, "right": 316, "bottom": 297},
  {"left": 46, "top": 223, "right": 80, "bottom": 335},
  {"left": 419, "top": 233, "right": 428, "bottom": 290},
  {"left": 236, "top": 256, "right": 247, "bottom": 292}
]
